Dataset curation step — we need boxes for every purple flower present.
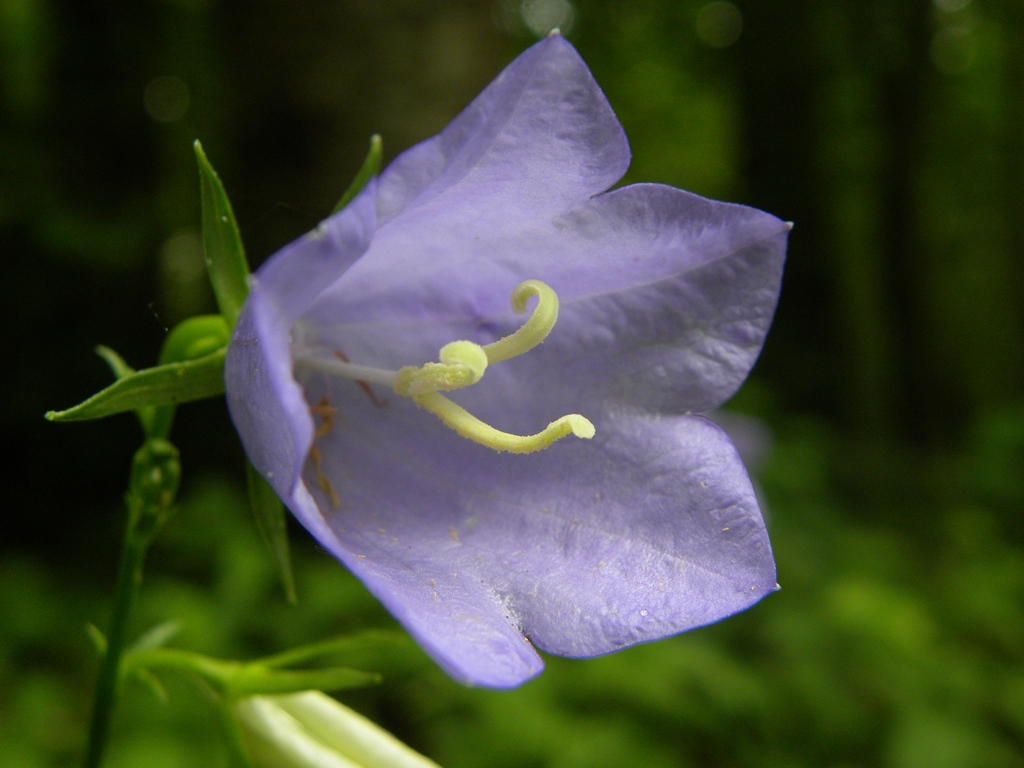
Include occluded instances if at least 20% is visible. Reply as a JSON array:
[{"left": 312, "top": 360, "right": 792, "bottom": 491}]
[{"left": 225, "top": 33, "right": 788, "bottom": 688}]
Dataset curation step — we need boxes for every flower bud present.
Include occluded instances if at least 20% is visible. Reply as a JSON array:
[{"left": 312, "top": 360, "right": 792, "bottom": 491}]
[{"left": 236, "top": 691, "right": 441, "bottom": 768}]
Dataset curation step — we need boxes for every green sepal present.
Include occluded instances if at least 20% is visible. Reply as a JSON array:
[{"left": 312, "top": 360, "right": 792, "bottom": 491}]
[
  {"left": 331, "top": 134, "right": 382, "bottom": 215},
  {"left": 45, "top": 348, "right": 226, "bottom": 423},
  {"left": 228, "top": 666, "right": 381, "bottom": 697},
  {"left": 124, "top": 646, "right": 382, "bottom": 698},
  {"left": 194, "top": 140, "right": 249, "bottom": 328},
  {"left": 247, "top": 462, "right": 297, "bottom": 605},
  {"left": 258, "top": 631, "right": 418, "bottom": 673}
]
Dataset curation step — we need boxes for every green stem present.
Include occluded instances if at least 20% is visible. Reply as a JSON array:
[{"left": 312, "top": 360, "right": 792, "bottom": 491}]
[
  {"left": 82, "top": 527, "right": 149, "bottom": 768},
  {"left": 82, "top": 439, "right": 180, "bottom": 768}
]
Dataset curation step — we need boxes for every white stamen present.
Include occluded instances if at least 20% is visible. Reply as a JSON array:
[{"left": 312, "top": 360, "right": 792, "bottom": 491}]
[{"left": 294, "top": 353, "right": 399, "bottom": 388}]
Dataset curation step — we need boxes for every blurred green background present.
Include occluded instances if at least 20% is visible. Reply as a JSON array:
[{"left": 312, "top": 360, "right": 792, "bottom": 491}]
[{"left": 3, "top": 0, "right": 1023, "bottom": 766}]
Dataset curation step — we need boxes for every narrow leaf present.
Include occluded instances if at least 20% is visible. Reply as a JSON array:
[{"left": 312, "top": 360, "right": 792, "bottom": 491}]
[
  {"left": 194, "top": 140, "right": 249, "bottom": 328},
  {"left": 93, "top": 346, "right": 163, "bottom": 436},
  {"left": 130, "top": 621, "right": 180, "bottom": 653},
  {"left": 96, "top": 346, "right": 135, "bottom": 380},
  {"left": 45, "top": 348, "right": 226, "bottom": 423},
  {"left": 247, "top": 462, "right": 297, "bottom": 605},
  {"left": 131, "top": 667, "right": 169, "bottom": 703},
  {"left": 331, "top": 134, "right": 382, "bottom": 215},
  {"left": 86, "top": 622, "right": 108, "bottom": 656}
]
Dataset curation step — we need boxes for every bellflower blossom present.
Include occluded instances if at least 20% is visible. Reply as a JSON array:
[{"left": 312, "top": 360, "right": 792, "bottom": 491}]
[{"left": 225, "top": 33, "right": 788, "bottom": 688}]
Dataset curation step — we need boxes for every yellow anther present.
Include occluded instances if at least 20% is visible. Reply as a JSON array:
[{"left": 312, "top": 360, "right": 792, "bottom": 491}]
[
  {"left": 481, "top": 280, "right": 559, "bottom": 364},
  {"left": 394, "top": 340, "right": 488, "bottom": 396},
  {"left": 412, "top": 391, "right": 595, "bottom": 454}
]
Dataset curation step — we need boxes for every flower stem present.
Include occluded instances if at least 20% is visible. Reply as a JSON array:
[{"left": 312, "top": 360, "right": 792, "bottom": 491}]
[
  {"left": 82, "top": 439, "right": 181, "bottom": 768},
  {"left": 82, "top": 527, "right": 148, "bottom": 768}
]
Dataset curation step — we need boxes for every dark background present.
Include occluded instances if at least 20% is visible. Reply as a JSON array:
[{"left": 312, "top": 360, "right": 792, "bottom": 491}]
[{"left": 3, "top": 1, "right": 1023, "bottom": 766}]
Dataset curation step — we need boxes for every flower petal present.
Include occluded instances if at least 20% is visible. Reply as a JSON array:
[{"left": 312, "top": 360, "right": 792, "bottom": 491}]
[
  {"left": 256, "top": 182, "right": 377, "bottom": 325},
  {"left": 534, "top": 184, "right": 790, "bottom": 413},
  {"left": 294, "top": 366, "right": 774, "bottom": 684},
  {"left": 225, "top": 184, "right": 376, "bottom": 500},
  {"left": 376, "top": 32, "right": 629, "bottom": 225}
]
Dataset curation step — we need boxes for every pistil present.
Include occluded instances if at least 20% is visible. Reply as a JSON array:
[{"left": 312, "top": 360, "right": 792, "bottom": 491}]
[{"left": 294, "top": 280, "right": 594, "bottom": 455}]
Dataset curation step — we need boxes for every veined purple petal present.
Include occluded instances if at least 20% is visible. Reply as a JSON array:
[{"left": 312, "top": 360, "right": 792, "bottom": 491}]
[
  {"left": 376, "top": 33, "right": 629, "bottom": 226},
  {"left": 255, "top": 181, "right": 377, "bottom": 325}
]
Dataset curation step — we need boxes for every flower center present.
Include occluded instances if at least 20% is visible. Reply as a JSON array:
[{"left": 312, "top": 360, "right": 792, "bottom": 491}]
[{"left": 294, "top": 280, "right": 594, "bottom": 454}]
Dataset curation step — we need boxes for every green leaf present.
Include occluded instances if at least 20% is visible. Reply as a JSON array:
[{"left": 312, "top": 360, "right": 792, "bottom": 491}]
[
  {"left": 45, "top": 348, "right": 226, "bottom": 423},
  {"left": 332, "top": 134, "right": 382, "bottom": 215},
  {"left": 247, "top": 462, "right": 297, "bottom": 605},
  {"left": 94, "top": 346, "right": 165, "bottom": 437},
  {"left": 194, "top": 140, "right": 249, "bottom": 328}
]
